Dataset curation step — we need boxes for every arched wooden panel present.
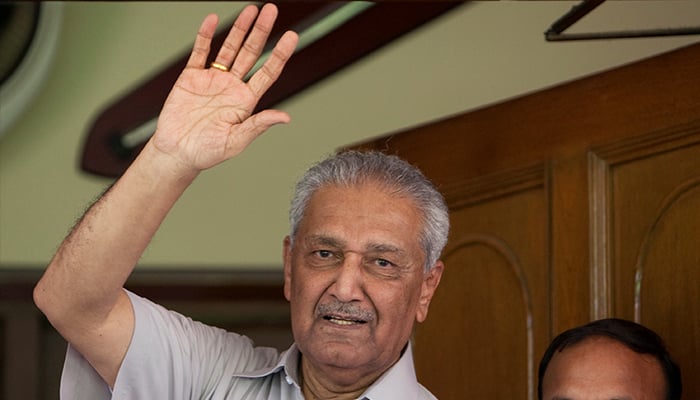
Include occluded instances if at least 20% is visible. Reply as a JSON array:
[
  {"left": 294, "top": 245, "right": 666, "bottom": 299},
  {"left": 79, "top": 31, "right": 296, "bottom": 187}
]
[
  {"left": 637, "top": 179, "right": 700, "bottom": 400},
  {"left": 414, "top": 166, "right": 549, "bottom": 400},
  {"left": 415, "top": 236, "right": 532, "bottom": 398}
]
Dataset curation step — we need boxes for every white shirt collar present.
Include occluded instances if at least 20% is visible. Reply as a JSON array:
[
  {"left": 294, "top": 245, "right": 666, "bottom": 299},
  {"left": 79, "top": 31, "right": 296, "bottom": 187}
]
[{"left": 232, "top": 342, "right": 429, "bottom": 399}]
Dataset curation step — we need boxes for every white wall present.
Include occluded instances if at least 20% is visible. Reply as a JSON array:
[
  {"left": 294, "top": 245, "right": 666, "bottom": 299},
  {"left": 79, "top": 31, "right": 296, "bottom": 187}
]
[{"left": 1, "top": 1, "right": 698, "bottom": 270}]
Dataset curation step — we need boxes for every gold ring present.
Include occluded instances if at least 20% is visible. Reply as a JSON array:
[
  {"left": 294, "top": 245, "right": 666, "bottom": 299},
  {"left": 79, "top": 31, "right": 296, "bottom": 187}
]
[{"left": 210, "top": 62, "right": 229, "bottom": 72}]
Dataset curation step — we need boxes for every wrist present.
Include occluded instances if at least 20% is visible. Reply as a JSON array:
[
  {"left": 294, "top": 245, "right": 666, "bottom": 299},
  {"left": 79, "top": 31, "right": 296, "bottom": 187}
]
[{"left": 130, "top": 140, "right": 200, "bottom": 191}]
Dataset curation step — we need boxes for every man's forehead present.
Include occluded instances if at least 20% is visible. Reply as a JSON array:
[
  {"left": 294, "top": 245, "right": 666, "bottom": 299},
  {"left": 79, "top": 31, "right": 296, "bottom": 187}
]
[
  {"left": 303, "top": 233, "right": 407, "bottom": 253},
  {"left": 544, "top": 337, "right": 667, "bottom": 400},
  {"left": 311, "top": 180, "right": 405, "bottom": 198}
]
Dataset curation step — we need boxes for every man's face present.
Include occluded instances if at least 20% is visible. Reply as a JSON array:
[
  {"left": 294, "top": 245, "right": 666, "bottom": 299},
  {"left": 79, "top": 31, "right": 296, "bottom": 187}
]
[
  {"left": 541, "top": 336, "right": 667, "bottom": 400},
  {"left": 283, "top": 182, "right": 443, "bottom": 386}
]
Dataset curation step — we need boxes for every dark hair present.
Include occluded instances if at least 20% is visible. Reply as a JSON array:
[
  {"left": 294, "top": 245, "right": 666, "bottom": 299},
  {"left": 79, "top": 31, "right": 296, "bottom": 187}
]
[{"left": 537, "top": 318, "right": 682, "bottom": 400}]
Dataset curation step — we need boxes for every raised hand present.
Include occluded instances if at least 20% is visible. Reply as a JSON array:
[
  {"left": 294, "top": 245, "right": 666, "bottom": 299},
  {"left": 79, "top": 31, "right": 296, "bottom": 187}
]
[{"left": 152, "top": 3, "right": 298, "bottom": 172}]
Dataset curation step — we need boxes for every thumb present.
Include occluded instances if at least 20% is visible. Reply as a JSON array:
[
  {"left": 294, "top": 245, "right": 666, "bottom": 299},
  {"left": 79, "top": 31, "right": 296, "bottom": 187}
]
[{"left": 227, "top": 109, "right": 291, "bottom": 152}]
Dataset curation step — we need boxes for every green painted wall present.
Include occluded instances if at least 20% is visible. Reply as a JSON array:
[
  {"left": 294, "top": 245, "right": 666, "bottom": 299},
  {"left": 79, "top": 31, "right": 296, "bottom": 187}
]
[{"left": 2, "top": 1, "right": 698, "bottom": 270}]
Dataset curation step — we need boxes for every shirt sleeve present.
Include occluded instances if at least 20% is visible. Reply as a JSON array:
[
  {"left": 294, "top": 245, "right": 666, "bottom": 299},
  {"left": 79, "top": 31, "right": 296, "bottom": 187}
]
[
  {"left": 60, "top": 289, "right": 280, "bottom": 400},
  {"left": 59, "top": 344, "right": 112, "bottom": 399}
]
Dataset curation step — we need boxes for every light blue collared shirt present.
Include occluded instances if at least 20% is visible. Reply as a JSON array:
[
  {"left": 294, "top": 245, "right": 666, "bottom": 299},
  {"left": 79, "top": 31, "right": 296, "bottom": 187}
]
[{"left": 60, "top": 290, "right": 437, "bottom": 400}]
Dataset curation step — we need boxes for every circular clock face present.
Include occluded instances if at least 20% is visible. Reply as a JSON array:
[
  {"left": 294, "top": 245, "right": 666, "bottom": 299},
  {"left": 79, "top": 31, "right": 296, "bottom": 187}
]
[{"left": 0, "top": 2, "right": 63, "bottom": 138}]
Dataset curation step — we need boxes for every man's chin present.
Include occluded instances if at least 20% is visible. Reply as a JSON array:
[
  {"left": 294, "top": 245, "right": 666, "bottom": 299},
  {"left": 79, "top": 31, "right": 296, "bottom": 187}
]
[
  {"left": 303, "top": 339, "right": 375, "bottom": 371},
  {"left": 302, "top": 346, "right": 380, "bottom": 388}
]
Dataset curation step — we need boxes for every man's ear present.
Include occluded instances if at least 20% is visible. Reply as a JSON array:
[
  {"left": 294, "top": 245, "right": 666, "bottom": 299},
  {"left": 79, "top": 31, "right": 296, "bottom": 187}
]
[
  {"left": 282, "top": 236, "right": 293, "bottom": 302},
  {"left": 416, "top": 260, "right": 444, "bottom": 323}
]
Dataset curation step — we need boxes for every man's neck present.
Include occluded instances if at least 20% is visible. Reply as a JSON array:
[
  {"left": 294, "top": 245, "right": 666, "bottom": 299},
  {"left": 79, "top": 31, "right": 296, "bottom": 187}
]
[
  {"left": 299, "top": 356, "right": 373, "bottom": 400},
  {"left": 302, "top": 382, "right": 364, "bottom": 400}
]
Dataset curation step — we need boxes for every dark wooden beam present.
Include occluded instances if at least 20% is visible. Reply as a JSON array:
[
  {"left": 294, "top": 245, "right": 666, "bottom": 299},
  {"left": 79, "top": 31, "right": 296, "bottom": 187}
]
[{"left": 80, "top": 2, "right": 464, "bottom": 178}]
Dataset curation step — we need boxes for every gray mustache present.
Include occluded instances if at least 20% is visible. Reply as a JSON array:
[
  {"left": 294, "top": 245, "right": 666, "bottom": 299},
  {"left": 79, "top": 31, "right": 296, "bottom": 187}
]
[{"left": 316, "top": 301, "right": 376, "bottom": 322}]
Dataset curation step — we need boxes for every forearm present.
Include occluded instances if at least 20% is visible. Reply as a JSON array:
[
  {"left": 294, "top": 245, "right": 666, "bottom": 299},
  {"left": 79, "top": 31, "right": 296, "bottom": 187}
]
[
  {"left": 34, "top": 141, "right": 198, "bottom": 329},
  {"left": 34, "top": 5, "right": 296, "bottom": 386}
]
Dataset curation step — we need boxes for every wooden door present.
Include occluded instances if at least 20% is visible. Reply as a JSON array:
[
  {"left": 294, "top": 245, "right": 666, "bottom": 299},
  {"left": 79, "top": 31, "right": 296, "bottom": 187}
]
[{"left": 351, "top": 42, "right": 700, "bottom": 399}]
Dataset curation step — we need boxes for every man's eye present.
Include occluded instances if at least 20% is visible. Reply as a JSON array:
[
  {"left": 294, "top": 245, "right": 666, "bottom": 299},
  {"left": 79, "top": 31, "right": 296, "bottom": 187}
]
[
  {"left": 375, "top": 259, "right": 394, "bottom": 268},
  {"left": 315, "top": 250, "right": 333, "bottom": 258}
]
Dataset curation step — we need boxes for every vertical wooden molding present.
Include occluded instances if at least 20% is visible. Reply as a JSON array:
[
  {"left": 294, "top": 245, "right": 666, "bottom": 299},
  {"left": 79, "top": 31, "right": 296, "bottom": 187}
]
[{"left": 588, "top": 152, "right": 611, "bottom": 319}]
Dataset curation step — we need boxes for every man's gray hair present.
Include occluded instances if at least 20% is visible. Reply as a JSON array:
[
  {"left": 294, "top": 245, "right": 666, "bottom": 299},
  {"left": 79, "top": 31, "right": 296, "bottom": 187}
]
[{"left": 289, "top": 150, "right": 450, "bottom": 272}]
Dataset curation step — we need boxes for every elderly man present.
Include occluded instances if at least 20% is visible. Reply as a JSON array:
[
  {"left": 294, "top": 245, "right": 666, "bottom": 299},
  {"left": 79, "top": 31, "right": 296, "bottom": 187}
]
[
  {"left": 34, "top": 4, "right": 448, "bottom": 399},
  {"left": 538, "top": 318, "right": 682, "bottom": 400}
]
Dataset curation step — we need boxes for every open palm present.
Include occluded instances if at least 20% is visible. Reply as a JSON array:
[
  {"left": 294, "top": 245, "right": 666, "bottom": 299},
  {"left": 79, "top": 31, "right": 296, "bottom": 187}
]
[{"left": 152, "top": 4, "right": 298, "bottom": 171}]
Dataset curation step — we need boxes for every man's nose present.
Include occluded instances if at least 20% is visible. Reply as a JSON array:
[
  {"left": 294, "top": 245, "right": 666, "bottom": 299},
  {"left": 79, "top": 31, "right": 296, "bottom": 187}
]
[{"left": 329, "top": 253, "right": 365, "bottom": 302}]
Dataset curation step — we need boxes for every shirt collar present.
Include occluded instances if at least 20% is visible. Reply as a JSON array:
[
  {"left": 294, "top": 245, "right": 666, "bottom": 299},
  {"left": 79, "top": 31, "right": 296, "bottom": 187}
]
[
  {"left": 360, "top": 343, "right": 424, "bottom": 400},
  {"left": 232, "top": 343, "right": 302, "bottom": 388},
  {"left": 232, "top": 342, "right": 423, "bottom": 399}
]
